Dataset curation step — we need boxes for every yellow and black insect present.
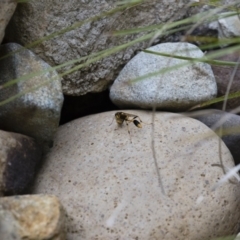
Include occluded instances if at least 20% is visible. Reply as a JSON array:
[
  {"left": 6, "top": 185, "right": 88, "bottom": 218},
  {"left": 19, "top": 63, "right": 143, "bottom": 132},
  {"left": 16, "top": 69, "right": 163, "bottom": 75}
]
[
  {"left": 114, "top": 112, "right": 142, "bottom": 129},
  {"left": 110, "top": 112, "right": 149, "bottom": 142}
]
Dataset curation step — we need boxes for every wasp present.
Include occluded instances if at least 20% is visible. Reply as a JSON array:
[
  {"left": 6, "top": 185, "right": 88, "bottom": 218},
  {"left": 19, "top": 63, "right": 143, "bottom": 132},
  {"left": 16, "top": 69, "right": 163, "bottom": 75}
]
[{"left": 110, "top": 112, "right": 149, "bottom": 142}]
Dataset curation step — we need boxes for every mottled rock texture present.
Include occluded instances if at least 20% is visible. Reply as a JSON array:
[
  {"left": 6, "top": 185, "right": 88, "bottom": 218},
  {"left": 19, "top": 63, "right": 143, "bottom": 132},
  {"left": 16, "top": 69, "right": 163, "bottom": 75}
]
[
  {"left": 6, "top": 0, "right": 191, "bottom": 96},
  {"left": 209, "top": 51, "right": 240, "bottom": 110},
  {"left": 0, "top": 130, "right": 41, "bottom": 195},
  {"left": 0, "top": 194, "right": 65, "bottom": 240},
  {"left": 191, "top": 109, "right": 240, "bottom": 165},
  {"left": 0, "top": 43, "right": 63, "bottom": 151},
  {"left": 33, "top": 110, "right": 240, "bottom": 240},
  {"left": 110, "top": 43, "right": 217, "bottom": 110}
]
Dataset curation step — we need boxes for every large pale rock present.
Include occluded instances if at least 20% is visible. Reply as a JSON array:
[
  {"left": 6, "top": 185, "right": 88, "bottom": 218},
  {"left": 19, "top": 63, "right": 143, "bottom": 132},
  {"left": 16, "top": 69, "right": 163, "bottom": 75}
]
[
  {"left": 0, "top": 130, "right": 41, "bottom": 195},
  {"left": 0, "top": 43, "right": 63, "bottom": 151},
  {"left": 110, "top": 43, "right": 217, "bottom": 110},
  {"left": 33, "top": 110, "right": 240, "bottom": 240},
  {"left": 191, "top": 109, "right": 240, "bottom": 165},
  {"left": 5, "top": 0, "right": 190, "bottom": 96},
  {"left": 0, "top": 0, "right": 17, "bottom": 43},
  {"left": 0, "top": 194, "right": 65, "bottom": 240}
]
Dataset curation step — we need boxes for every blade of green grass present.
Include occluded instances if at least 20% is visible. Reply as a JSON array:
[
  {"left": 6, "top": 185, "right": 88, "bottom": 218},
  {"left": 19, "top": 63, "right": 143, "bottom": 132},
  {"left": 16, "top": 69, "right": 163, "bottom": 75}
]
[{"left": 189, "top": 92, "right": 240, "bottom": 111}]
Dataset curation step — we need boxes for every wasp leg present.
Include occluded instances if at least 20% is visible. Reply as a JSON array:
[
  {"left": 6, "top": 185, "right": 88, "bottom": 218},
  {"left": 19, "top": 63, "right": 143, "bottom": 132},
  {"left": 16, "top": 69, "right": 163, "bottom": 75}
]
[
  {"left": 109, "top": 115, "right": 116, "bottom": 126},
  {"left": 125, "top": 121, "right": 132, "bottom": 143}
]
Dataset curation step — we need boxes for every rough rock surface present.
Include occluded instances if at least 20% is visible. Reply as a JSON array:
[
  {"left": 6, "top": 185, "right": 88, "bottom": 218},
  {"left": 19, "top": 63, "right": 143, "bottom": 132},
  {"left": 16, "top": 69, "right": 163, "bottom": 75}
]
[
  {"left": 191, "top": 109, "right": 240, "bottom": 165},
  {"left": 0, "top": 130, "right": 42, "bottom": 195},
  {"left": 0, "top": 0, "right": 17, "bottom": 43},
  {"left": 110, "top": 43, "right": 217, "bottom": 110},
  {"left": 6, "top": 0, "right": 190, "bottom": 96},
  {"left": 33, "top": 110, "right": 240, "bottom": 240},
  {"left": 209, "top": 11, "right": 240, "bottom": 39},
  {"left": 0, "top": 43, "right": 63, "bottom": 151},
  {"left": 0, "top": 194, "right": 65, "bottom": 240},
  {"left": 208, "top": 51, "right": 240, "bottom": 110}
]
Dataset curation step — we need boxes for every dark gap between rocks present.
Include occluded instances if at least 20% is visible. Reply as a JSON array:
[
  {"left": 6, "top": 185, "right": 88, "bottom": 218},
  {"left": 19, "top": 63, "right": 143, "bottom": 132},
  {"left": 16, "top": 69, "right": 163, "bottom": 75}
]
[{"left": 60, "top": 89, "right": 118, "bottom": 125}]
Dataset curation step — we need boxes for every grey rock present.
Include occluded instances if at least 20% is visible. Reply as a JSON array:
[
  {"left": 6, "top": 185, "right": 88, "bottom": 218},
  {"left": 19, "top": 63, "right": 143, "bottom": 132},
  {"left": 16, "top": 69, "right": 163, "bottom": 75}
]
[
  {"left": 217, "top": 12, "right": 240, "bottom": 38},
  {"left": 0, "top": 43, "right": 63, "bottom": 151},
  {"left": 235, "top": 232, "right": 240, "bottom": 240},
  {"left": 209, "top": 11, "right": 240, "bottom": 39},
  {"left": 0, "top": 130, "right": 42, "bottom": 195},
  {"left": 209, "top": 50, "right": 240, "bottom": 110},
  {"left": 0, "top": 0, "right": 17, "bottom": 43},
  {"left": 110, "top": 42, "right": 217, "bottom": 110},
  {"left": 33, "top": 110, "right": 240, "bottom": 240},
  {"left": 6, "top": 0, "right": 191, "bottom": 96},
  {"left": 0, "top": 194, "right": 66, "bottom": 240},
  {"left": 190, "top": 109, "right": 240, "bottom": 165}
]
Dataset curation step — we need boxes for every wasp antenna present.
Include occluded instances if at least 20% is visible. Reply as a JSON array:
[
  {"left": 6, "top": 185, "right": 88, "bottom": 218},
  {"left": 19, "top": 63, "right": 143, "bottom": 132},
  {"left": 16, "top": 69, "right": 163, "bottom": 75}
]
[
  {"left": 126, "top": 122, "right": 132, "bottom": 143},
  {"left": 142, "top": 122, "right": 152, "bottom": 125},
  {"left": 136, "top": 116, "right": 151, "bottom": 125},
  {"left": 109, "top": 115, "right": 115, "bottom": 126}
]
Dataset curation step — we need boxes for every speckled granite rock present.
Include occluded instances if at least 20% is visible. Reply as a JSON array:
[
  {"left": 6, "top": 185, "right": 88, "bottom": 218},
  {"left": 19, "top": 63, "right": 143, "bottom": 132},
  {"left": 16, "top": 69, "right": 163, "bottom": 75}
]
[
  {"left": 0, "top": 43, "right": 63, "bottom": 152},
  {"left": 191, "top": 109, "right": 240, "bottom": 165},
  {"left": 110, "top": 43, "right": 217, "bottom": 111},
  {"left": 33, "top": 110, "right": 240, "bottom": 240},
  {"left": 209, "top": 11, "right": 240, "bottom": 39},
  {"left": 0, "top": 194, "right": 65, "bottom": 240},
  {"left": 5, "top": 0, "right": 191, "bottom": 96}
]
